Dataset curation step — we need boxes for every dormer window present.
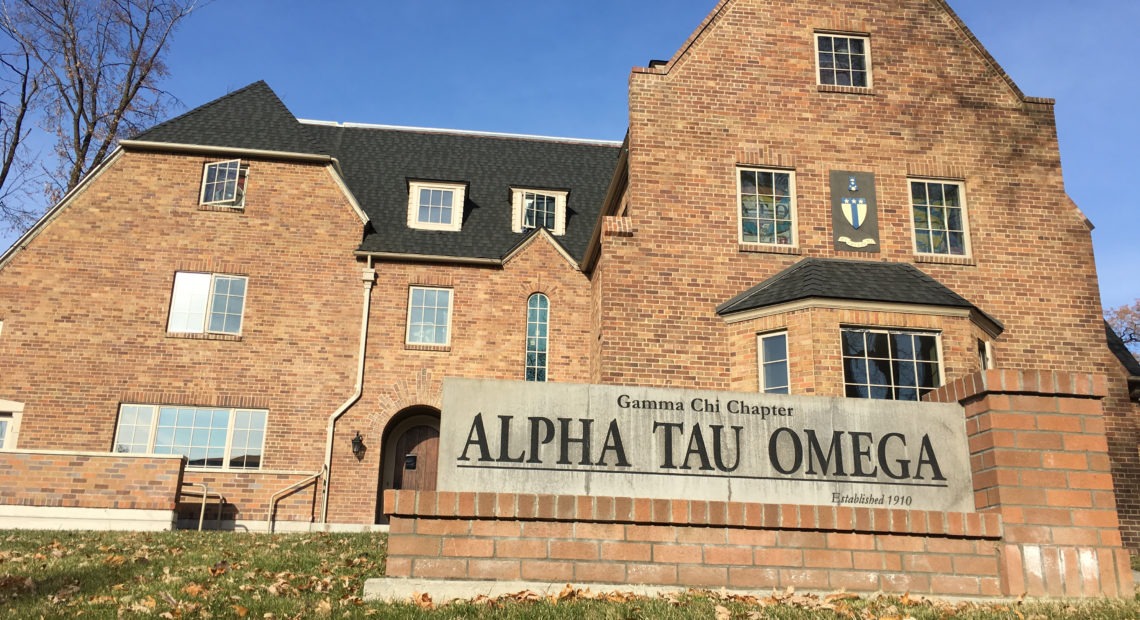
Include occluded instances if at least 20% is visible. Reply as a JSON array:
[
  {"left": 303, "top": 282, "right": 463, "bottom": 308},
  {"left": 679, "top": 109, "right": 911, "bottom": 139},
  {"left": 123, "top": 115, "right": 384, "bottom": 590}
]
[
  {"left": 511, "top": 188, "right": 567, "bottom": 236},
  {"left": 407, "top": 181, "right": 465, "bottom": 231},
  {"left": 200, "top": 159, "right": 248, "bottom": 208}
]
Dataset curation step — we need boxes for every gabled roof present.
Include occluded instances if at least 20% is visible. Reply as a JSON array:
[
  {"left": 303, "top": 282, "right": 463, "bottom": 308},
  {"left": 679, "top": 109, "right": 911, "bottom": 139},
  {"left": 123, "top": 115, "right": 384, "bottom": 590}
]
[
  {"left": 129, "top": 82, "right": 622, "bottom": 264},
  {"left": 717, "top": 258, "right": 1002, "bottom": 333},
  {"left": 635, "top": 0, "right": 1048, "bottom": 106}
]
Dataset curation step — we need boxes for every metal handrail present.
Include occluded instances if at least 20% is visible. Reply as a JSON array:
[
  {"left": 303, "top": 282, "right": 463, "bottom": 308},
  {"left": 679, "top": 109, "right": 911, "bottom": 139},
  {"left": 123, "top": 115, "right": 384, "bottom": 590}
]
[
  {"left": 179, "top": 482, "right": 226, "bottom": 531},
  {"left": 266, "top": 467, "right": 324, "bottom": 534}
]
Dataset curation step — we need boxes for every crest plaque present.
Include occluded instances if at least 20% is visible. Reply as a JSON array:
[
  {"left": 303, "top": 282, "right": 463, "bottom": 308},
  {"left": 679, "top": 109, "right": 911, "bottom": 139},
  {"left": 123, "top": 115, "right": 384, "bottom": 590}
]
[{"left": 830, "top": 171, "right": 880, "bottom": 253}]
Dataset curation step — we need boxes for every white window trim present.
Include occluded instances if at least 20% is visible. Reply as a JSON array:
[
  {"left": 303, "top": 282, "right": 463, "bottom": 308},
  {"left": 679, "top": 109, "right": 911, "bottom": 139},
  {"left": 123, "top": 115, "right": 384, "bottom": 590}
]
[
  {"left": 405, "top": 286, "right": 454, "bottom": 347},
  {"left": 407, "top": 181, "right": 465, "bottom": 231},
  {"left": 0, "top": 400, "right": 24, "bottom": 450},
  {"left": 113, "top": 404, "right": 268, "bottom": 471},
  {"left": 199, "top": 159, "right": 249, "bottom": 208},
  {"left": 908, "top": 178, "right": 973, "bottom": 259},
  {"left": 814, "top": 32, "right": 873, "bottom": 89},
  {"left": 167, "top": 272, "right": 249, "bottom": 336},
  {"left": 525, "top": 293, "right": 550, "bottom": 382},
  {"left": 511, "top": 188, "right": 568, "bottom": 236},
  {"left": 737, "top": 167, "right": 798, "bottom": 247},
  {"left": 757, "top": 331, "right": 790, "bottom": 394}
]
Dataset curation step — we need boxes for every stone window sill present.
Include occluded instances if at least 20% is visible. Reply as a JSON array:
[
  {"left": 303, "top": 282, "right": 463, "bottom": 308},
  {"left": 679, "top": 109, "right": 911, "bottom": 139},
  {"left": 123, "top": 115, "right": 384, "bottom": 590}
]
[
  {"left": 405, "top": 343, "right": 451, "bottom": 353},
  {"left": 197, "top": 204, "right": 245, "bottom": 214},
  {"left": 739, "top": 243, "right": 801, "bottom": 256},
  {"left": 166, "top": 332, "right": 242, "bottom": 342},
  {"left": 914, "top": 254, "right": 976, "bottom": 267},
  {"left": 818, "top": 84, "right": 874, "bottom": 96}
]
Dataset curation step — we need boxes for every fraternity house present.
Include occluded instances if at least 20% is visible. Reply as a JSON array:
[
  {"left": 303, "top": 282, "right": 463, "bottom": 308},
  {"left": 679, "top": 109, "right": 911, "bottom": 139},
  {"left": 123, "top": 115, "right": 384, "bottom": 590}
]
[{"left": 2, "top": 0, "right": 1138, "bottom": 598}]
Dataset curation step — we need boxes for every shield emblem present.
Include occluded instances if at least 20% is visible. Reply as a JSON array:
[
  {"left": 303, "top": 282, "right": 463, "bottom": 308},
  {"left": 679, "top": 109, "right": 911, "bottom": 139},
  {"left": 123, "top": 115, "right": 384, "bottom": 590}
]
[{"left": 841, "top": 197, "right": 867, "bottom": 230}]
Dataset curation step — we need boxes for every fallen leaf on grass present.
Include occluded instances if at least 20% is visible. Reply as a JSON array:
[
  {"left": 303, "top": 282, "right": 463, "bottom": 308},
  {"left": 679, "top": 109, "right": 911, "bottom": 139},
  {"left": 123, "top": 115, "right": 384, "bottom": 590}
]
[
  {"left": 411, "top": 592, "right": 434, "bottom": 610},
  {"left": 232, "top": 604, "right": 249, "bottom": 617},
  {"left": 209, "top": 561, "right": 230, "bottom": 577},
  {"left": 715, "top": 604, "right": 732, "bottom": 620}
]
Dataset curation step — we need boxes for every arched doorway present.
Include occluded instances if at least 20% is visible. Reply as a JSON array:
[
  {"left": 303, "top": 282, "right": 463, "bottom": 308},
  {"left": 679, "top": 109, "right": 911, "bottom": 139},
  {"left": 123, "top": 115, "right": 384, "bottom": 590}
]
[{"left": 376, "top": 406, "right": 440, "bottom": 523}]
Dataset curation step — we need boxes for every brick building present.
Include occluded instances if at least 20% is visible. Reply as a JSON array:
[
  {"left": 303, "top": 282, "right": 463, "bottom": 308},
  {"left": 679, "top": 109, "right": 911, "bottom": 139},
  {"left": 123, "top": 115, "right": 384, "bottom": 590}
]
[{"left": 1, "top": 0, "right": 1138, "bottom": 591}]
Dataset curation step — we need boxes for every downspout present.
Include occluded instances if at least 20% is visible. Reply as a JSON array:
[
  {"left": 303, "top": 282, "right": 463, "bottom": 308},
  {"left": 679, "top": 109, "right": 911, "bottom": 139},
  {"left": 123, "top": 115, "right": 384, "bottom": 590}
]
[{"left": 320, "top": 259, "right": 376, "bottom": 524}]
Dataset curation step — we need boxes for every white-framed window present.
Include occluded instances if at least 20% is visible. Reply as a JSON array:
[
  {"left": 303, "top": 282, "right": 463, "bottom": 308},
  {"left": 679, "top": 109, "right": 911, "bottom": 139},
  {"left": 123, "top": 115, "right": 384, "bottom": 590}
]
[
  {"left": 910, "top": 179, "right": 970, "bottom": 256},
  {"left": 511, "top": 188, "right": 568, "bottom": 236},
  {"left": 525, "top": 293, "right": 550, "bottom": 382},
  {"left": 114, "top": 404, "right": 267, "bottom": 470},
  {"left": 758, "top": 331, "right": 789, "bottom": 394},
  {"left": 407, "top": 181, "right": 465, "bottom": 231},
  {"left": 406, "top": 287, "right": 453, "bottom": 346},
  {"left": 0, "top": 413, "right": 14, "bottom": 450},
  {"left": 167, "top": 272, "right": 248, "bottom": 335},
  {"left": 200, "top": 159, "right": 249, "bottom": 208},
  {"left": 816, "top": 33, "right": 871, "bottom": 88},
  {"left": 738, "top": 168, "right": 796, "bottom": 246},
  {"left": 0, "top": 400, "right": 22, "bottom": 450},
  {"left": 842, "top": 328, "right": 942, "bottom": 401}
]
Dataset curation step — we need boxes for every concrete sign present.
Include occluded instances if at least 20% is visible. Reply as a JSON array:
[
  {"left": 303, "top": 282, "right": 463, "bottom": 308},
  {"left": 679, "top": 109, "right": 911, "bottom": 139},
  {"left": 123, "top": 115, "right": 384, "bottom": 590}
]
[{"left": 437, "top": 379, "right": 974, "bottom": 513}]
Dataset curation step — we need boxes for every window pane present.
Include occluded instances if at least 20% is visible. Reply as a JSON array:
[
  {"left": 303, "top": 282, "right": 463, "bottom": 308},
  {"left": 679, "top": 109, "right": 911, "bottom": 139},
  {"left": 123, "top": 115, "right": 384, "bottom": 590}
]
[
  {"left": 764, "top": 363, "right": 789, "bottom": 392},
  {"left": 843, "top": 357, "right": 867, "bottom": 385},
  {"left": 740, "top": 171, "right": 757, "bottom": 194},
  {"left": 167, "top": 273, "right": 211, "bottom": 333},
  {"left": 842, "top": 330, "right": 866, "bottom": 356},
  {"left": 208, "top": 276, "right": 246, "bottom": 335},
  {"left": 762, "top": 334, "right": 787, "bottom": 361},
  {"left": 525, "top": 294, "right": 550, "bottom": 382},
  {"left": 868, "top": 358, "right": 891, "bottom": 385},
  {"left": 867, "top": 333, "right": 890, "bottom": 358},
  {"left": 407, "top": 288, "right": 452, "bottom": 344}
]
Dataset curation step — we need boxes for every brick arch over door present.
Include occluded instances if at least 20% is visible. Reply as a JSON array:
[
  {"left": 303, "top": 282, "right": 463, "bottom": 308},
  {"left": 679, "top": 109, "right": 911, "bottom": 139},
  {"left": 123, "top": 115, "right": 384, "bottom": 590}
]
[{"left": 375, "top": 406, "right": 439, "bottom": 524}]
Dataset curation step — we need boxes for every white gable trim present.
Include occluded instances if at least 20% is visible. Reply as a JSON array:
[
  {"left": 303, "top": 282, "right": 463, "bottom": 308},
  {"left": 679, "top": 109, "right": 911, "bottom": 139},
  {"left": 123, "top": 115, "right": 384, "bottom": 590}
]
[{"left": 502, "top": 228, "right": 578, "bottom": 270}]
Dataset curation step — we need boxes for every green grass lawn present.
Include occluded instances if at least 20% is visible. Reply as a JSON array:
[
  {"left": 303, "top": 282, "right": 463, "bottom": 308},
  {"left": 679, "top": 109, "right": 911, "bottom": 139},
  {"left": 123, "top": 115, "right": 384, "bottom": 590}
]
[{"left": 0, "top": 530, "right": 1136, "bottom": 619}]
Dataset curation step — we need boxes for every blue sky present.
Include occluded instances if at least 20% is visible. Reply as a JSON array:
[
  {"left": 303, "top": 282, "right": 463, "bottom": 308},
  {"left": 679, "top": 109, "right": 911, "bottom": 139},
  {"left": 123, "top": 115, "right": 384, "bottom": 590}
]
[{"left": 4, "top": 0, "right": 1136, "bottom": 308}]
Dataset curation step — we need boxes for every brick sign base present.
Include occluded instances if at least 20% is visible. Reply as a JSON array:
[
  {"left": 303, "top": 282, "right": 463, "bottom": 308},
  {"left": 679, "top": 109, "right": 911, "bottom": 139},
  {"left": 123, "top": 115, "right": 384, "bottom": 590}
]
[{"left": 383, "top": 372, "right": 1135, "bottom": 598}]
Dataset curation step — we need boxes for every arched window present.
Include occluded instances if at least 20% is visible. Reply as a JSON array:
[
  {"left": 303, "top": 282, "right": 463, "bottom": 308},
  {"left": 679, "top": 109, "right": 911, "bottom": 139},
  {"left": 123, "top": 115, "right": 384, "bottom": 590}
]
[{"left": 525, "top": 294, "right": 549, "bottom": 382}]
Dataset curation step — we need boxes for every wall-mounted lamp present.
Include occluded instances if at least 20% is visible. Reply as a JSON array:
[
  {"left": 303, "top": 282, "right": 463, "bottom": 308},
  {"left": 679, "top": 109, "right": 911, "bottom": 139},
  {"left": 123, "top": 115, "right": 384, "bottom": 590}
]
[{"left": 351, "top": 431, "right": 366, "bottom": 460}]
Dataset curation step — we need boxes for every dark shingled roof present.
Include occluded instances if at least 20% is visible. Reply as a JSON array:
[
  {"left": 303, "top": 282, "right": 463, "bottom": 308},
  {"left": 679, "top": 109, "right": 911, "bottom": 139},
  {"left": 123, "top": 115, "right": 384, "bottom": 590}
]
[
  {"left": 717, "top": 258, "right": 1002, "bottom": 330},
  {"left": 134, "top": 81, "right": 323, "bottom": 155},
  {"left": 1106, "top": 320, "right": 1140, "bottom": 376},
  {"left": 131, "top": 82, "right": 621, "bottom": 262}
]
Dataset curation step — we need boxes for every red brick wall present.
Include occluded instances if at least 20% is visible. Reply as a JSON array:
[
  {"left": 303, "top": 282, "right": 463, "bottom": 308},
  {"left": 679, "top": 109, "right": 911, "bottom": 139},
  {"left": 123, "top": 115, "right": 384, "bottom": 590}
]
[
  {"left": 926, "top": 370, "right": 1132, "bottom": 596},
  {"left": 179, "top": 470, "right": 319, "bottom": 523},
  {"left": 383, "top": 371, "right": 1133, "bottom": 597},
  {"left": 598, "top": 0, "right": 1137, "bottom": 547},
  {"left": 384, "top": 490, "right": 1006, "bottom": 597},
  {"left": 325, "top": 236, "right": 595, "bottom": 524},
  {"left": 0, "top": 451, "right": 184, "bottom": 511},
  {"left": 0, "top": 150, "right": 367, "bottom": 523}
]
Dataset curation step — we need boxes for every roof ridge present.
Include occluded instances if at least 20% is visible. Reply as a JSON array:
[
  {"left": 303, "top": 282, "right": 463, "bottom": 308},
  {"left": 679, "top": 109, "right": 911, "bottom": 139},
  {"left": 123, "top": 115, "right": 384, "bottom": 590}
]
[{"left": 296, "top": 119, "right": 622, "bottom": 147}]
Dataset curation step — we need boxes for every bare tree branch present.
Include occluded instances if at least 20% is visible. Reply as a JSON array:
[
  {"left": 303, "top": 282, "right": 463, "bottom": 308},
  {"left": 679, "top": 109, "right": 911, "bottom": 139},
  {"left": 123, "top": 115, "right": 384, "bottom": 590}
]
[
  {"left": 1106, "top": 300, "right": 1140, "bottom": 355},
  {"left": 0, "top": 0, "right": 196, "bottom": 230}
]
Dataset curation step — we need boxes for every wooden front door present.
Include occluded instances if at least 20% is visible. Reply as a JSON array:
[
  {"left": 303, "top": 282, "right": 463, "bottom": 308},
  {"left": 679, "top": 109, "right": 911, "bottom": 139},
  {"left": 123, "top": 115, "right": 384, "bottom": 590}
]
[{"left": 390, "top": 425, "right": 439, "bottom": 491}]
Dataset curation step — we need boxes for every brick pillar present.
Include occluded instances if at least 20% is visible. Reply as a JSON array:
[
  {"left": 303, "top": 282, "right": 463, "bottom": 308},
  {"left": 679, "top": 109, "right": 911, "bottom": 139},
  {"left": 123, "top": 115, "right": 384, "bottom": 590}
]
[{"left": 926, "top": 371, "right": 1133, "bottom": 597}]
